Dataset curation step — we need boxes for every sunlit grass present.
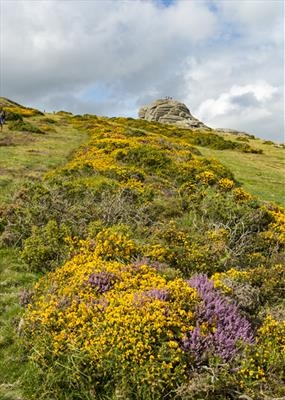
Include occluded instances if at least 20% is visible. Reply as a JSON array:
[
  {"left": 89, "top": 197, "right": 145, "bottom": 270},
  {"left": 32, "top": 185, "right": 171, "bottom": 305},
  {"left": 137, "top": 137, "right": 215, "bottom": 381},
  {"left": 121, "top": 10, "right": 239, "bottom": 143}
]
[
  {"left": 0, "top": 114, "right": 88, "bottom": 203},
  {"left": 197, "top": 138, "right": 285, "bottom": 206}
]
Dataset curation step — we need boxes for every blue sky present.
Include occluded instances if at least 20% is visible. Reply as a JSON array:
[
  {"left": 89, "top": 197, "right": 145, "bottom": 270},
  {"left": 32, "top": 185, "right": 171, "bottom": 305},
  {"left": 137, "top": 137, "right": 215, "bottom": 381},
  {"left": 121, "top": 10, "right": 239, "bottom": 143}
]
[
  {"left": 160, "top": 0, "right": 176, "bottom": 6},
  {"left": 0, "top": 0, "right": 284, "bottom": 141}
]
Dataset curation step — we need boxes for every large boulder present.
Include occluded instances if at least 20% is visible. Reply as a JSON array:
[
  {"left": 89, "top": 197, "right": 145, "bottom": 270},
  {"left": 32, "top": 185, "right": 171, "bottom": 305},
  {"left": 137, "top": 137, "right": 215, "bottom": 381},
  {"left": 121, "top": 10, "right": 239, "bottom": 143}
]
[{"left": 138, "top": 98, "right": 210, "bottom": 130}]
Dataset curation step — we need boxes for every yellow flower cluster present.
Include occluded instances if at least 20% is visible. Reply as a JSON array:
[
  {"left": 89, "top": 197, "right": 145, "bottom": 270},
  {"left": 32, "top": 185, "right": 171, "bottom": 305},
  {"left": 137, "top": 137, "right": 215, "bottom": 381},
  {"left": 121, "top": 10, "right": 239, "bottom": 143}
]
[
  {"left": 65, "top": 228, "right": 139, "bottom": 262},
  {"left": 212, "top": 268, "right": 249, "bottom": 293},
  {"left": 4, "top": 105, "right": 41, "bottom": 117},
  {"left": 23, "top": 248, "right": 201, "bottom": 391},
  {"left": 265, "top": 209, "right": 285, "bottom": 244},
  {"left": 94, "top": 228, "right": 138, "bottom": 261},
  {"left": 232, "top": 187, "right": 253, "bottom": 202},
  {"left": 258, "top": 315, "right": 285, "bottom": 343},
  {"left": 238, "top": 316, "right": 285, "bottom": 387},
  {"left": 144, "top": 244, "right": 172, "bottom": 262},
  {"left": 119, "top": 177, "right": 145, "bottom": 193},
  {"left": 206, "top": 229, "right": 229, "bottom": 252},
  {"left": 218, "top": 177, "right": 235, "bottom": 191},
  {"left": 196, "top": 170, "right": 216, "bottom": 185}
]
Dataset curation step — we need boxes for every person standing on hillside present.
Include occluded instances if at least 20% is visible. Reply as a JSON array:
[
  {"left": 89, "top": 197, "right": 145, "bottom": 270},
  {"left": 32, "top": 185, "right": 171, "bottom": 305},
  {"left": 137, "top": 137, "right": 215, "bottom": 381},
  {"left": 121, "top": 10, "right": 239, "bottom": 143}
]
[{"left": 0, "top": 108, "right": 6, "bottom": 131}]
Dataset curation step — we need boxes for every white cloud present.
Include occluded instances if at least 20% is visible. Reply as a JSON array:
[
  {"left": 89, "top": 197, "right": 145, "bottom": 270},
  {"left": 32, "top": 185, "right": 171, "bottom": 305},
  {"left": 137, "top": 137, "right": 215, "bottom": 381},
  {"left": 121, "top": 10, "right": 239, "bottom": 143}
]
[
  {"left": 0, "top": 0, "right": 284, "bottom": 141},
  {"left": 1, "top": 0, "right": 217, "bottom": 92},
  {"left": 195, "top": 81, "right": 283, "bottom": 140},
  {"left": 182, "top": 28, "right": 283, "bottom": 141},
  {"left": 212, "top": 0, "right": 284, "bottom": 45},
  {"left": 231, "top": 83, "right": 278, "bottom": 102},
  {"left": 197, "top": 81, "right": 278, "bottom": 120}
]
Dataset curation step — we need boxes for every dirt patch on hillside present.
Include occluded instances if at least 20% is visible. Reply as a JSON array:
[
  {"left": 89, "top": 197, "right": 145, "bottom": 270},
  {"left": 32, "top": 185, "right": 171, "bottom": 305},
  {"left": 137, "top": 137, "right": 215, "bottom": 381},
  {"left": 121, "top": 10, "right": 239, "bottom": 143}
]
[{"left": 0, "top": 133, "right": 36, "bottom": 146}]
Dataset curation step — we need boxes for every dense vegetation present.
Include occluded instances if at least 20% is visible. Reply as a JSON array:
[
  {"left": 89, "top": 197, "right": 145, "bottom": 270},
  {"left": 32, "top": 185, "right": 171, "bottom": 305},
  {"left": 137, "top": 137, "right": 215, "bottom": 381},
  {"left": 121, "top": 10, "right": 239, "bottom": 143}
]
[{"left": 0, "top": 99, "right": 284, "bottom": 399}]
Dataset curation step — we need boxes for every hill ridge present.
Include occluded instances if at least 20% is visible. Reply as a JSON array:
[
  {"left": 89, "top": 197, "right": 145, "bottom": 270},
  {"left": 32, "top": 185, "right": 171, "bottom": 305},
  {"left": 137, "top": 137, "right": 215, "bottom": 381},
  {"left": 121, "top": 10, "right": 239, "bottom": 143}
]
[{"left": 0, "top": 105, "right": 284, "bottom": 399}]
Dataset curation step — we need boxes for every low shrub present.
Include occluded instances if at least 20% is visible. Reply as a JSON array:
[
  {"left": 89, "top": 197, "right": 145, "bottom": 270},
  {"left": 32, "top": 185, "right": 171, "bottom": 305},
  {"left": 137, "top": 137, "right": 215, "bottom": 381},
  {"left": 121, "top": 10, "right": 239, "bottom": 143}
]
[
  {"left": 21, "top": 249, "right": 255, "bottom": 399},
  {"left": 212, "top": 263, "right": 285, "bottom": 311},
  {"left": 41, "top": 117, "right": 57, "bottom": 124},
  {"left": 117, "top": 144, "right": 172, "bottom": 173},
  {"left": 20, "top": 220, "right": 70, "bottom": 273},
  {"left": 8, "top": 120, "right": 44, "bottom": 134},
  {"left": 191, "top": 132, "right": 262, "bottom": 153},
  {"left": 56, "top": 110, "right": 73, "bottom": 116},
  {"left": 4, "top": 105, "right": 43, "bottom": 118},
  {"left": 4, "top": 109, "right": 23, "bottom": 121},
  {"left": 236, "top": 316, "right": 285, "bottom": 397}
]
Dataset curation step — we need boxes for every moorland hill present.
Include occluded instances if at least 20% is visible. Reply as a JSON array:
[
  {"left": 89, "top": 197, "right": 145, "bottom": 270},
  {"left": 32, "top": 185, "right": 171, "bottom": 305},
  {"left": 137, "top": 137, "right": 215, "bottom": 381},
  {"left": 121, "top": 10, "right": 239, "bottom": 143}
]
[{"left": 0, "top": 98, "right": 284, "bottom": 399}]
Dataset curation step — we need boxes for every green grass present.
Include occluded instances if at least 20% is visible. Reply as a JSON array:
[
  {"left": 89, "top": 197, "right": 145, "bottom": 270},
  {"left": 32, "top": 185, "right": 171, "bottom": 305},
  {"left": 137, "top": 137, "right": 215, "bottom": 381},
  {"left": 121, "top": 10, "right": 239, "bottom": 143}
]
[
  {"left": 0, "top": 111, "right": 88, "bottom": 399},
  {"left": 197, "top": 136, "right": 285, "bottom": 207},
  {"left": 0, "top": 114, "right": 88, "bottom": 203},
  {"left": 0, "top": 248, "right": 36, "bottom": 400}
]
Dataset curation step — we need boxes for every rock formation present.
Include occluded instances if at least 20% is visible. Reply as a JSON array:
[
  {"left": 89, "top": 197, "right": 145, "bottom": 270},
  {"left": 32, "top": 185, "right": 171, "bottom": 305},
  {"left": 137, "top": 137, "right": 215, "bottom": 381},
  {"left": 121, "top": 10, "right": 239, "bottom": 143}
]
[
  {"left": 138, "top": 98, "right": 210, "bottom": 130},
  {"left": 214, "top": 128, "right": 255, "bottom": 138}
]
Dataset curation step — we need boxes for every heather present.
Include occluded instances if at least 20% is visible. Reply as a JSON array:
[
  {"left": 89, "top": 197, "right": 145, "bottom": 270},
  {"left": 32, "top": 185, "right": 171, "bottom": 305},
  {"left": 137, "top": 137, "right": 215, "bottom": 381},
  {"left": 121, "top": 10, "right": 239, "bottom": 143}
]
[
  {"left": 185, "top": 274, "right": 254, "bottom": 362},
  {"left": 20, "top": 248, "right": 256, "bottom": 399},
  {"left": 0, "top": 101, "right": 284, "bottom": 399}
]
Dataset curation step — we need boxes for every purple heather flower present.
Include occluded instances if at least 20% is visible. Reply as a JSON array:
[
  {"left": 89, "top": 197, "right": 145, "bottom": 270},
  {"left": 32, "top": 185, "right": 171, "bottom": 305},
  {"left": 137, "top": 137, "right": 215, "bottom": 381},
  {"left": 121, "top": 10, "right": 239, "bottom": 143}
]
[
  {"left": 145, "top": 288, "right": 169, "bottom": 301},
  {"left": 88, "top": 271, "right": 117, "bottom": 294},
  {"left": 181, "top": 326, "right": 212, "bottom": 363},
  {"left": 131, "top": 257, "right": 166, "bottom": 272},
  {"left": 58, "top": 296, "right": 72, "bottom": 309},
  {"left": 133, "top": 288, "right": 169, "bottom": 306},
  {"left": 185, "top": 274, "right": 254, "bottom": 362}
]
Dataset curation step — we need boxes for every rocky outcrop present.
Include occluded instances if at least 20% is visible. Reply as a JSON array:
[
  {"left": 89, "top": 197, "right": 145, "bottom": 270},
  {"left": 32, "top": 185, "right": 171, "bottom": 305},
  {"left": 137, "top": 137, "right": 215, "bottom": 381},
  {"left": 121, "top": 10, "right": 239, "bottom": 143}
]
[
  {"left": 138, "top": 98, "right": 209, "bottom": 130},
  {"left": 214, "top": 128, "right": 255, "bottom": 139}
]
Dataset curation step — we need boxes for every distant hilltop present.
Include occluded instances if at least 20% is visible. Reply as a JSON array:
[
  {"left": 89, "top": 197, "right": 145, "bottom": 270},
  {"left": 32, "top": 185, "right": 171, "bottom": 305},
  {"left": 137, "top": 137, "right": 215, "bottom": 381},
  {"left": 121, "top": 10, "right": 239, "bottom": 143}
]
[
  {"left": 138, "top": 98, "right": 258, "bottom": 139},
  {"left": 0, "top": 96, "right": 263, "bottom": 140}
]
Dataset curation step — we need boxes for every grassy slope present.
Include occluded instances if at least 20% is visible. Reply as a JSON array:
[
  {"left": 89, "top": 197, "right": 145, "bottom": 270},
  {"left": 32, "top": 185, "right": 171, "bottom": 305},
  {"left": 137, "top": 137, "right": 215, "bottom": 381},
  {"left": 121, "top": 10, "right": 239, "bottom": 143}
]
[
  {"left": 197, "top": 135, "right": 285, "bottom": 207},
  {"left": 0, "top": 100, "right": 284, "bottom": 398},
  {"left": 0, "top": 115, "right": 87, "bottom": 203},
  {"left": 0, "top": 249, "right": 35, "bottom": 400},
  {"left": 0, "top": 108, "right": 88, "bottom": 399}
]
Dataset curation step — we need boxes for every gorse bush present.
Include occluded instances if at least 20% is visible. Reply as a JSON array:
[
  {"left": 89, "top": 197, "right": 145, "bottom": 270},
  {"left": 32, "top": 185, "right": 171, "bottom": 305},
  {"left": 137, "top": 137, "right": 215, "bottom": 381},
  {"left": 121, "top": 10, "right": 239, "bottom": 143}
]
[
  {"left": 8, "top": 120, "right": 44, "bottom": 134},
  {"left": 0, "top": 113, "right": 283, "bottom": 398},
  {"left": 111, "top": 117, "right": 262, "bottom": 153},
  {"left": 191, "top": 133, "right": 263, "bottom": 154},
  {"left": 0, "top": 117, "right": 284, "bottom": 280},
  {"left": 117, "top": 144, "right": 172, "bottom": 172},
  {"left": 4, "top": 105, "right": 43, "bottom": 118},
  {"left": 20, "top": 220, "right": 70, "bottom": 273},
  {"left": 213, "top": 264, "right": 285, "bottom": 309},
  {"left": 237, "top": 316, "right": 285, "bottom": 396},
  {"left": 21, "top": 241, "right": 258, "bottom": 399}
]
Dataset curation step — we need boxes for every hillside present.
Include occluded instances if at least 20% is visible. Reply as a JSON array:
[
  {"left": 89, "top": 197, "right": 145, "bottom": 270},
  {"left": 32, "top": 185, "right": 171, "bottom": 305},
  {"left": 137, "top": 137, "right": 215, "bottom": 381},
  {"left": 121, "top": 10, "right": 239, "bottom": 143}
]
[
  {"left": 198, "top": 135, "right": 285, "bottom": 206},
  {"left": 0, "top": 99, "right": 284, "bottom": 399}
]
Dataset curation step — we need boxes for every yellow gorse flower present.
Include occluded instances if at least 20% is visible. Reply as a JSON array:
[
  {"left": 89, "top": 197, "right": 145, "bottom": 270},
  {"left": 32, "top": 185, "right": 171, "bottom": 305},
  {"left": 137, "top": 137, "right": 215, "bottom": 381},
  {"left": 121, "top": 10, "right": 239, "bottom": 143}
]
[{"left": 23, "top": 238, "right": 201, "bottom": 389}]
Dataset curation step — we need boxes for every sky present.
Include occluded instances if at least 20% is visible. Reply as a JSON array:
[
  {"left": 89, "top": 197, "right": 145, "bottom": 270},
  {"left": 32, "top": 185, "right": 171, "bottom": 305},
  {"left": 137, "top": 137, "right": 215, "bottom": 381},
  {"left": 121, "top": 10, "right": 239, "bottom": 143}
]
[{"left": 0, "top": 0, "right": 284, "bottom": 142}]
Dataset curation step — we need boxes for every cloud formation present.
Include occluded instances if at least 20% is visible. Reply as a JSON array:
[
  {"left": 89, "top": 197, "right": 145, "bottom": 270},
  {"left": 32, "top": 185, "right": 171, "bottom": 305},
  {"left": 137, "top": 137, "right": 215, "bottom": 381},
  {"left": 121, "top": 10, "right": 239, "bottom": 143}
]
[
  {"left": 198, "top": 81, "right": 278, "bottom": 120},
  {"left": 0, "top": 0, "right": 284, "bottom": 141}
]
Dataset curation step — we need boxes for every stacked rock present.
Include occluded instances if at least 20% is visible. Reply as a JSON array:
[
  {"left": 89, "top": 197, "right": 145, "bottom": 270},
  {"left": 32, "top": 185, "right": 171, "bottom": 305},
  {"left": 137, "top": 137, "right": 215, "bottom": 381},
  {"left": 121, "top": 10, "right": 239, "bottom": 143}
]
[{"left": 138, "top": 98, "right": 210, "bottom": 130}]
